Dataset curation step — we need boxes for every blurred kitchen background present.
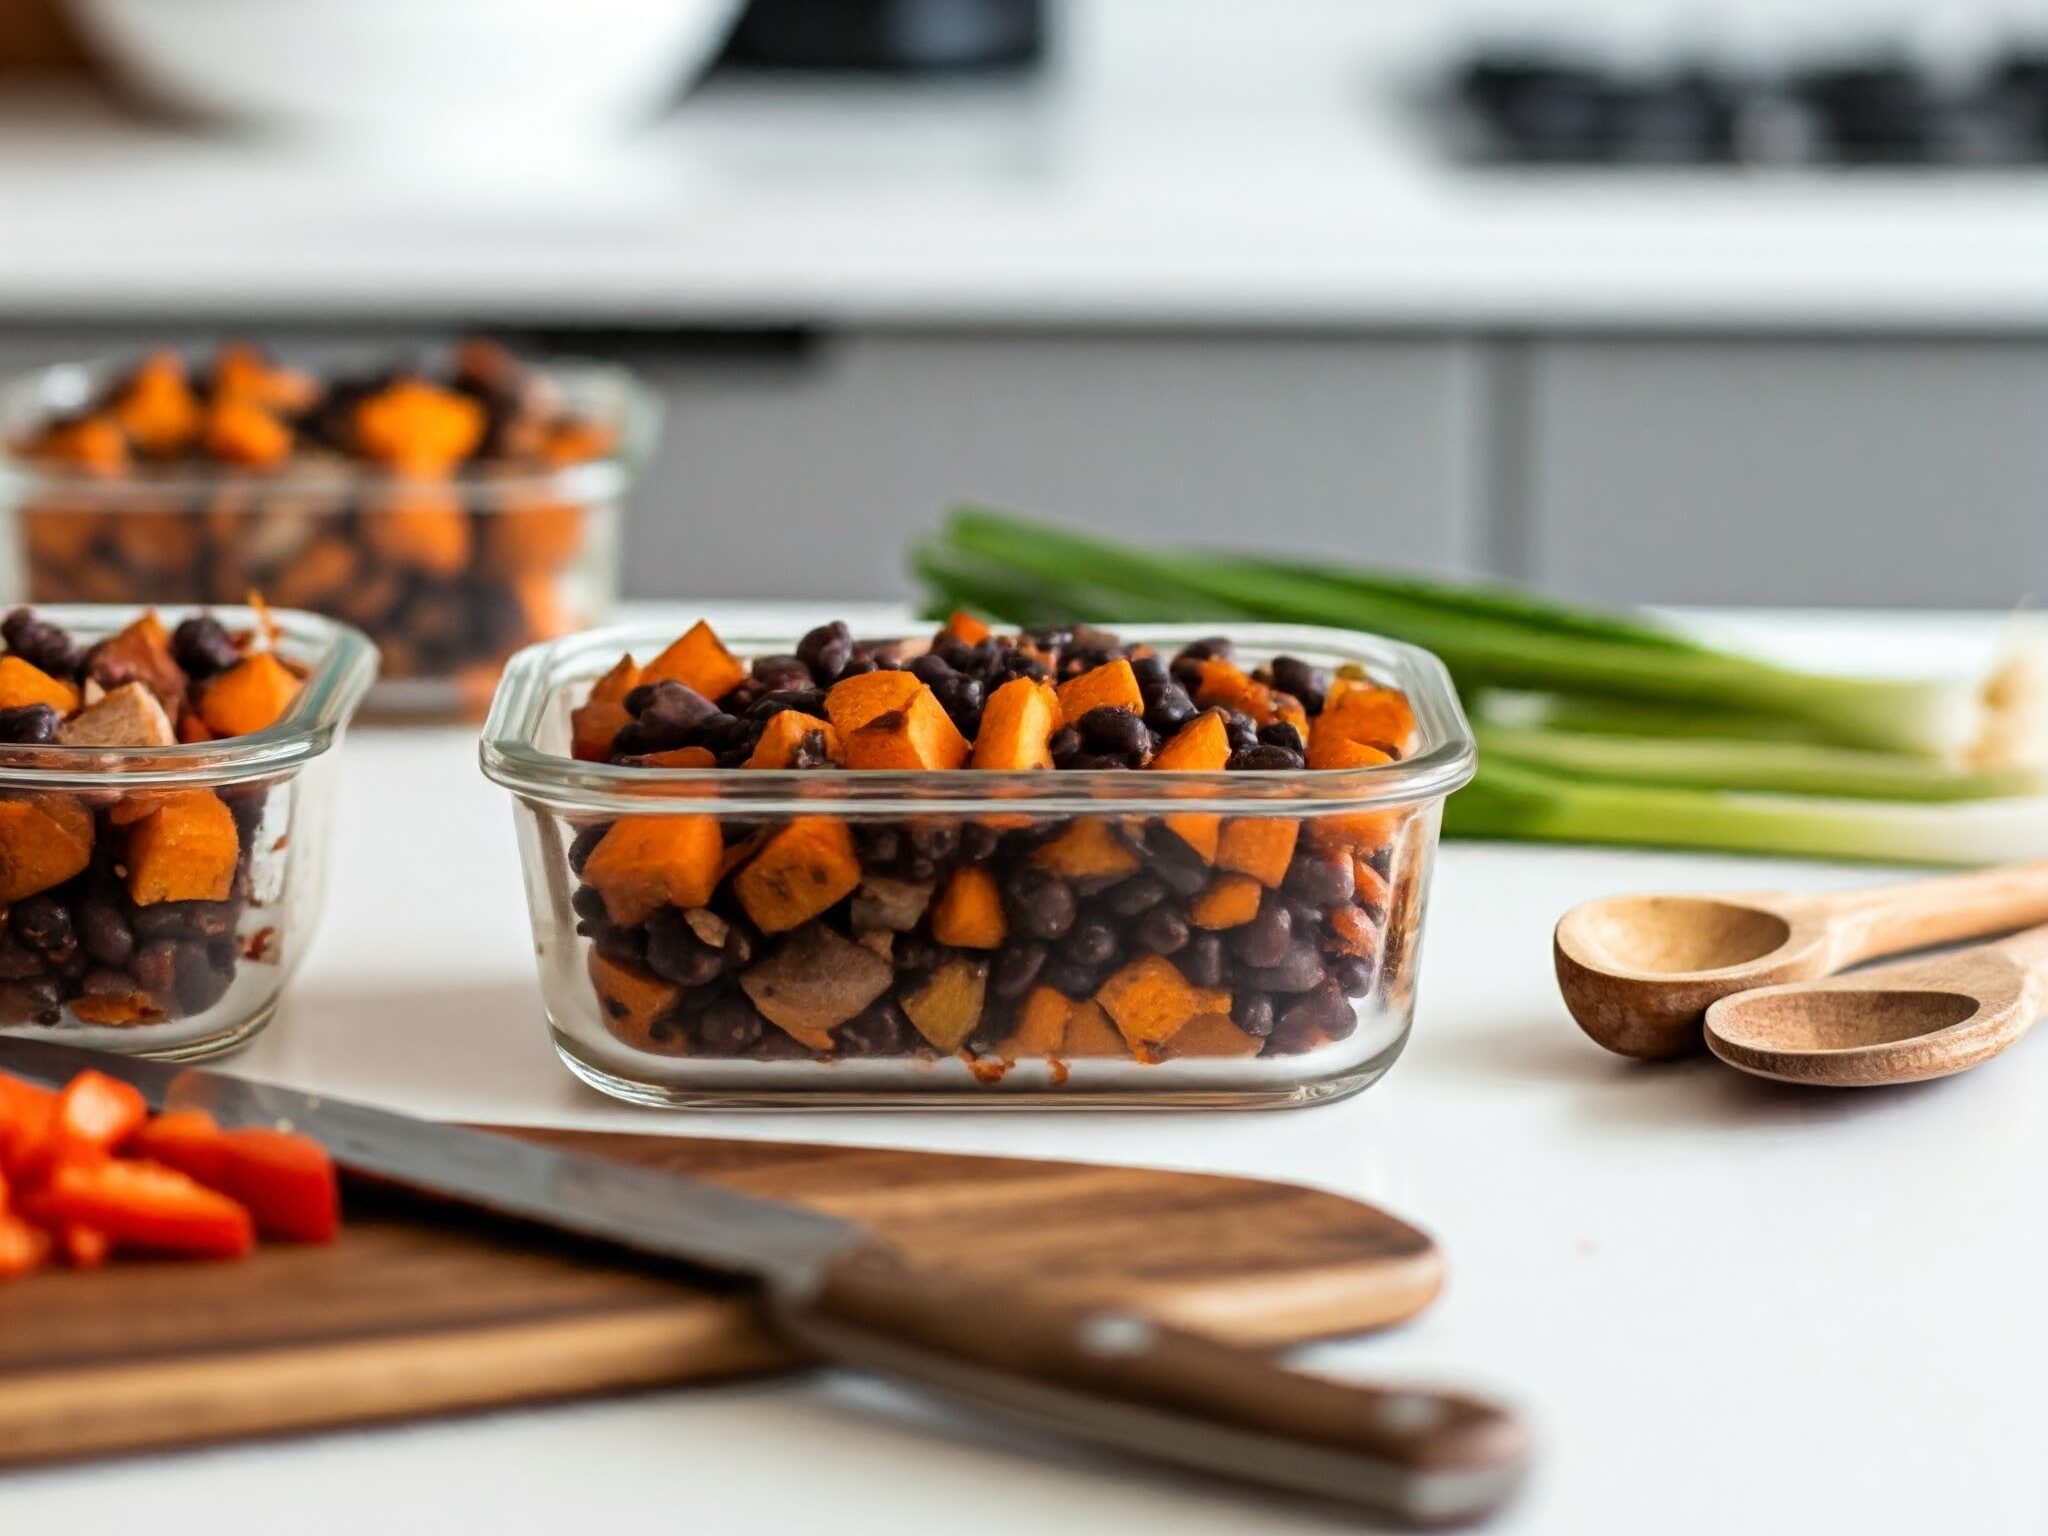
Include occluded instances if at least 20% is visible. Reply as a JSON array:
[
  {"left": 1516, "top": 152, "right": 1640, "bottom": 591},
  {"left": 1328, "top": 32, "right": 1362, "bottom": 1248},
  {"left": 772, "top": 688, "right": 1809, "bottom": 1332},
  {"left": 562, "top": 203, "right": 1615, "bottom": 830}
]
[{"left": 2, "top": 0, "right": 2046, "bottom": 608}]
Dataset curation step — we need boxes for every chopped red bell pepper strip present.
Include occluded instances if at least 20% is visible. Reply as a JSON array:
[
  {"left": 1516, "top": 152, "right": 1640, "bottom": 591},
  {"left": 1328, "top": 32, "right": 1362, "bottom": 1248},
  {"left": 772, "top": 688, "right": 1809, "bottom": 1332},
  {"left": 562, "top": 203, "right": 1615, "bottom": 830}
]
[
  {"left": 132, "top": 1110, "right": 339, "bottom": 1244},
  {"left": 0, "top": 1075, "right": 59, "bottom": 1185},
  {"left": 52, "top": 1070, "right": 149, "bottom": 1160},
  {"left": 35, "top": 1157, "right": 255, "bottom": 1260}
]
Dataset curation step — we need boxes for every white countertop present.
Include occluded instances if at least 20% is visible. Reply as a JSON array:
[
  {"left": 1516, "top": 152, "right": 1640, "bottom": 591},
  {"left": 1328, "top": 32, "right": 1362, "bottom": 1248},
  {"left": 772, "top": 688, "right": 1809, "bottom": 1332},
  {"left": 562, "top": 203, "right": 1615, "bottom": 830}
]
[
  {"left": 4, "top": 0, "right": 2048, "bottom": 330},
  {"left": 2, "top": 604, "right": 2044, "bottom": 1534}
]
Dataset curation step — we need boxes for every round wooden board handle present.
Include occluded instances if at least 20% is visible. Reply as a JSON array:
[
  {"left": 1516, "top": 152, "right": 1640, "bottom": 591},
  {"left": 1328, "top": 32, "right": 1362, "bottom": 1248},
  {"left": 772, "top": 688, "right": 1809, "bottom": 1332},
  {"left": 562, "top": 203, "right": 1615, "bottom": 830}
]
[{"left": 771, "top": 1246, "right": 1530, "bottom": 1527}]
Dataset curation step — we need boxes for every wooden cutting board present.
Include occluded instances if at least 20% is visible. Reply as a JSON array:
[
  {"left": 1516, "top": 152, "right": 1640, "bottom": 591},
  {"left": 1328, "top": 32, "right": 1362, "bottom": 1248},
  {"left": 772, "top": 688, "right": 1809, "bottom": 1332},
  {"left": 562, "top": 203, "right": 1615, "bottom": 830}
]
[{"left": 0, "top": 1128, "right": 1442, "bottom": 1468}]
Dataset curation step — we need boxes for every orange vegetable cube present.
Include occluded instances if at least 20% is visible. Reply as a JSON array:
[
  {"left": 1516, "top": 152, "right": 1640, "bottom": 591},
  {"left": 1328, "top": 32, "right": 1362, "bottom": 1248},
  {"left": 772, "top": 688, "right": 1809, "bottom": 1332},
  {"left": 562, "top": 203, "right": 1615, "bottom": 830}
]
[
  {"left": 733, "top": 816, "right": 861, "bottom": 933},
  {"left": 1313, "top": 679, "right": 1419, "bottom": 759},
  {"left": 1030, "top": 819, "right": 1141, "bottom": 881},
  {"left": 1095, "top": 954, "right": 1231, "bottom": 1049},
  {"left": 581, "top": 814, "right": 724, "bottom": 926},
  {"left": 997, "top": 984, "right": 1074, "bottom": 1059},
  {"left": 1149, "top": 711, "right": 1231, "bottom": 863},
  {"left": 971, "top": 677, "right": 1060, "bottom": 770},
  {"left": 1164, "top": 1014, "right": 1263, "bottom": 1059},
  {"left": 644, "top": 620, "right": 747, "bottom": 704},
  {"left": 0, "top": 794, "right": 93, "bottom": 904},
  {"left": 824, "top": 669, "right": 926, "bottom": 734},
  {"left": 1060, "top": 1000, "right": 1129, "bottom": 1059},
  {"left": 363, "top": 493, "right": 473, "bottom": 577},
  {"left": 1055, "top": 657, "right": 1143, "bottom": 721},
  {"left": 203, "top": 396, "right": 294, "bottom": 468},
  {"left": 1216, "top": 818, "right": 1299, "bottom": 888},
  {"left": 30, "top": 415, "right": 128, "bottom": 475},
  {"left": 111, "top": 351, "right": 202, "bottom": 457},
  {"left": 1190, "top": 874, "right": 1263, "bottom": 929},
  {"left": 931, "top": 865, "right": 1006, "bottom": 949},
  {"left": 570, "top": 655, "right": 642, "bottom": 762},
  {"left": 841, "top": 691, "right": 970, "bottom": 771},
  {"left": 587, "top": 950, "right": 682, "bottom": 1053},
  {"left": 0, "top": 655, "right": 78, "bottom": 715},
  {"left": 745, "top": 711, "right": 841, "bottom": 769},
  {"left": 196, "top": 652, "right": 302, "bottom": 738},
  {"left": 126, "top": 790, "right": 239, "bottom": 905},
  {"left": 942, "top": 609, "right": 991, "bottom": 645},
  {"left": 353, "top": 379, "right": 486, "bottom": 472}
]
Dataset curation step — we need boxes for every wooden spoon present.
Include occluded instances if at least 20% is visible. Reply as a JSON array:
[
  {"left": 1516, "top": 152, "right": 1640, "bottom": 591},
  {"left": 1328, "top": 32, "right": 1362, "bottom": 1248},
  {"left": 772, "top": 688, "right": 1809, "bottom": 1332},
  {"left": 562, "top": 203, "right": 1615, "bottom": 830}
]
[
  {"left": 1554, "top": 860, "right": 2048, "bottom": 1059},
  {"left": 1703, "top": 924, "right": 2048, "bottom": 1086}
]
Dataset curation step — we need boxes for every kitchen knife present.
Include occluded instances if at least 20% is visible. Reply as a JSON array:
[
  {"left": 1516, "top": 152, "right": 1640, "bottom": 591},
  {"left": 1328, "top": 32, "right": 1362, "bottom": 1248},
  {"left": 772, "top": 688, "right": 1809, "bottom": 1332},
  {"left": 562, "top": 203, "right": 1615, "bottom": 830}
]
[{"left": 0, "top": 1037, "right": 1529, "bottom": 1524}]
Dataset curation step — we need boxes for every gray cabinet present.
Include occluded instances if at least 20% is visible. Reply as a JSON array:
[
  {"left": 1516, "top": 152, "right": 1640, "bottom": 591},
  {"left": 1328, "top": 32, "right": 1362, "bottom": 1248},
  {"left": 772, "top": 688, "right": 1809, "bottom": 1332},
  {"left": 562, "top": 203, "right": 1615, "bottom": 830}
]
[
  {"left": 1521, "top": 340, "right": 2048, "bottom": 607},
  {"left": 627, "top": 333, "right": 1485, "bottom": 600}
]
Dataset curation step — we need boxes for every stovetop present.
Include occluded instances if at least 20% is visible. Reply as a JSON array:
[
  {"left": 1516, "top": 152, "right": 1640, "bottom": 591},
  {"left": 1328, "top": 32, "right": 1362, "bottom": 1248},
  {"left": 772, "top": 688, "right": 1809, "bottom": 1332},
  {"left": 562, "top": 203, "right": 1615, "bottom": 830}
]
[{"left": 1447, "top": 46, "right": 2048, "bottom": 167}]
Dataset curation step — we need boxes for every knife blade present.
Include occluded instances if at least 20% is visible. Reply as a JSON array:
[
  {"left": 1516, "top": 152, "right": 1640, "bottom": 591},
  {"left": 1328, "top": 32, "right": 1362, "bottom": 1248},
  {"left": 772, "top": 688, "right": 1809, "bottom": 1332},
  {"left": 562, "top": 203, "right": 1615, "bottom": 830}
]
[{"left": 0, "top": 1036, "right": 1530, "bottom": 1525}]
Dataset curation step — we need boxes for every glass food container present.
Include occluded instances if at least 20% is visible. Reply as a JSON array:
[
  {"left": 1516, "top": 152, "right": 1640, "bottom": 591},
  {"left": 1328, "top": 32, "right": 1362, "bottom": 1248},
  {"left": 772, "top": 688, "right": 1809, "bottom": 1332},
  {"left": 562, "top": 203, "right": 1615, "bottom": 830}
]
[
  {"left": 482, "top": 621, "right": 1475, "bottom": 1109},
  {"left": 0, "top": 604, "right": 375, "bottom": 1060},
  {"left": 0, "top": 354, "right": 655, "bottom": 717}
]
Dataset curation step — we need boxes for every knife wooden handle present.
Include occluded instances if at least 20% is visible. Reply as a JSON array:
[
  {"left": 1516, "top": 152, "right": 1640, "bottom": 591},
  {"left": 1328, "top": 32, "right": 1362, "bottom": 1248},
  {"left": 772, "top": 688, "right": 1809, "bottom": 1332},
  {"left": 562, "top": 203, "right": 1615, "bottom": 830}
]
[{"left": 770, "top": 1246, "right": 1529, "bottom": 1526}]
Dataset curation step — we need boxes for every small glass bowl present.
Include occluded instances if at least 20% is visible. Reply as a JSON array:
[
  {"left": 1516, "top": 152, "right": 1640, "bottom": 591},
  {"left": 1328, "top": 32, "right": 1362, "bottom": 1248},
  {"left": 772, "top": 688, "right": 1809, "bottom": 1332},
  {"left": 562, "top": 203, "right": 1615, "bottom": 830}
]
[
  {"left": 484, "top": 621, "right": 1475, "bottom": 1109},
  {"left": 0, "top": 356, "right": 656, "bottom": 717},
  {"left": 0, "top": 604, "right": 375, "bottom": 1060}
]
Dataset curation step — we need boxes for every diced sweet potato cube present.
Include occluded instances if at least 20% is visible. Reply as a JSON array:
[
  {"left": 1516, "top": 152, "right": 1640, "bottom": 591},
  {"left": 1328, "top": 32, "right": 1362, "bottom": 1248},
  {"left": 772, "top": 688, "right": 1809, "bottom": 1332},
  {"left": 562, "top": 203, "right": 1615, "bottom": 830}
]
[
  {"left": 0, "top": 794, "right": 93, "bottom": 903},
  {"left": 364, "top": 493, "right": 472, "bottom": 577},
  {"left": 587, "top": 950, "right": 682, "bottom": 1053},
  {"left": 1328, "top": 905, "right": 1380, "bottom": 959},
  {"left": 126, "top": 790, "right": 238, "bottom": 905},
  {"left": 1150, "top": 711, "right": 1230, "bottom": 862},
  {"left": 1217, "top": 819, "right": 1299, "bottom": 888},
  {"left": 745, "top": 711, "right": 841, "bottom": 770},
  {"left": 1164, "top": 1013, "right": 1263, "bottom": 1060},
  {"left": 581, "top": 814, "right": 724, "bottom": 926},
  {"left": 59, "top": 681, "right": 176, "bottom": 747},
  {"left": 997, "top": 984, "right": 1074, "bottom": 1060},
  {"left": 824, "top": 669, "right": 925, "bottom": 734},
  {"left": 112, "top": 351, "right": 201, "bottom": 457},
  {"left": 1306, "top": 735, "right": 1396, "bottom": 772},
  {"left": 643, "top": 620, "right": 747, "bottom": 704},
  {"left": 30, "top": 415, "right": 128, "bottom": 475},
  {"left": 213, "top": 343, "right": 319, "bottom": 414},
  {"left": 931, "top": 865, "right": 1006, "bottom": 949},
  {"left": 1031, "top": 819, "right": 1141, "bottom": 881},
  {"left": 203, "top": 396, "right": 293, "bottom": 468},
  {"left": 196, "top": 653, "right": 301, "bottom": 738},
  {"left": 622, "top": 746, "right": 717, "bottom": 768},
  {"left": 71, "top": 991, "right": 163, "bottom": 1027},
  {"left": 1190, "top": 874, "right": 1263, "bottom": 929},
  {"left": 1309, "top": 804, "right": 1407, "bottom": 858},
  {"left": 971, "top": 677, "right": 1060, "bottom": 770},
  {"left": 0, "top": 655, "right": 78, "bottom": 715},
  {"left": 1314, "top": 679, "right": 1419, "bottom": 759},
  {"left": 1055, "top": 657, "right": 1143, "bottom": 720},
  {"left": 483, "top": 502, "right": 584, "bottom": 576},
  {"left": 739, "top": 924, "right": 894, "bottom": 1051},
  {"left": 942, "top": 609, "right": 991, "bottom": 645},
  {"left": 542, "top": 420, "right": 617, "bottom": 466},
  {"left": 1095, "top": 954, "right": 1231, "bottom": 1049},
  {"left": 1060, "top": 1001, "right": 1129, "bottom": 1059},
  {"left": 1354, "top": 858, "right": 1393, "bottom": 914},
  {"left": 353, "top": 379, "right": 486, "bottom": 472},
  {"left": 841, "top": 692, "right": 970, "bottom": 771},
  {"left": 901, "top": 956, "right": 990, "bottom": 1053},
  {"left": 571, "top": 655, "right": 642, "bottom": 762},
  {"left": 733, "top": 816, "right": 860, "bottom": 933}
]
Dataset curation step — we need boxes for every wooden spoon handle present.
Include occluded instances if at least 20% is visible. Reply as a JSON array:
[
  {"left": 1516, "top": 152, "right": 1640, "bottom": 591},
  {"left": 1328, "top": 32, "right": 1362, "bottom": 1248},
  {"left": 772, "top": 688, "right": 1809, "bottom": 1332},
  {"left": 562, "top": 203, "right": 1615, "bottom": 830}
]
[
  {"left": 1990, "top": 921, "right": 2048, "bottom": 976},
  {"left": 770, "top": 1245, "right": 1529, "bottom": 1526},
  {"left": 1808, "top": 859, "right": 2048, "bottom": 963}
]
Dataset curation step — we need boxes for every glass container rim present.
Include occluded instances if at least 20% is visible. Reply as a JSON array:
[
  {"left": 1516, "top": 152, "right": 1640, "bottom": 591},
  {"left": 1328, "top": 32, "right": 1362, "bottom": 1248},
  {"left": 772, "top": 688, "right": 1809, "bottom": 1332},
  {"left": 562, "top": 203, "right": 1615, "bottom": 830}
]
[
  {"left": 0, "top": 603, "right": 377, "bottom": 788},
  {"left": 479, "top": 619, "right": 1477, "bottom": 816},
  {"left": 0, "top": 355, "right": 660, "bottom": 508}
]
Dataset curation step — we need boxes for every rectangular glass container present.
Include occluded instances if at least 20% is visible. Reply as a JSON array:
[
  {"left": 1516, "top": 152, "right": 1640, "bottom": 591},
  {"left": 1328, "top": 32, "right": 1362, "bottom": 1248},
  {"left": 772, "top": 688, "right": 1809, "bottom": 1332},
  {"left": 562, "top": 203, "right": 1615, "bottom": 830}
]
[
  {"left": 0, "top": 604, "right": 375, "bottom": 1060},
  {"left": 482, "top": 621, "right": 1475, "bottom": 1109},
  {"left": 0, "top": 356, "right": 655, "bottom": 717}
]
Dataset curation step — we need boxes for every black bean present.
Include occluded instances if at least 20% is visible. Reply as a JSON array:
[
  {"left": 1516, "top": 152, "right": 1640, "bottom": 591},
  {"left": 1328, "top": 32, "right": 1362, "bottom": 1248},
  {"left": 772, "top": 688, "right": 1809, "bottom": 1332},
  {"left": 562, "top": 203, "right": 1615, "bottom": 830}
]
[
  {"left": 1269, "top": 656, "right": 1330, "bottom": 715},
  {"left": 961, "top": 822, "right": 1000, "bottom": 862},
  {"left": 749, "top": 687, "right": 829, "bottom": 721},
  {"left": 1040, "top": 960, "right": 1103, "bottom": 998},
  {"left": 627, "top": 679, "right": 719, "bottom": 729},
  {"left": 797, "top": 621, "right": 853, "bottom": 684},
  {"left": 568, "top": 823, "right": 609, "bottom": 873},
  {"left": 129, "top": 940, "right": 180, "bottom": 1000},
  {"left": 1243, "top": 946, "right": 1326, "bottom": 994},
  {"left": 1177, "top": 637, "right": 1234, "bottom": 664},
  {"left": 1077, "top": 706, "right": 1150, "bottom": 760},
  {"left": 835, "top": 657, "right": 878, "bottom": 680},
  {"left": 1222, "top": 711, "right": 1259, "bottom": 752},
  {"left": 644, "top": 909, "right": 726, "bottom": 987},
  {"left": 908, "top": 653, "right": 954, "bottom": 686},
  {"left": 1274, "top": 980, "right": 1353, "bottom": 1050},
  {"left": 1176, "top": 932, "right": 1226, "bottom": 988},
  {"left": 11, "top": 895, "right": 72, "bottom": 953},
  {"left": 1285, "top": 850, "right": 1356, "bottom": 906},
  {"left": 750, "top": 654, "right": 812, "bottom": 693},
  {"left": 591, "top": 923, "right": 646, "bottom": 965},
  {"left": 1143, "top": 685, "right": 1198, "bottom": 738},
  {"left": 908, "top": 821, "right": 960, "bottom": 862},
  {"left": 1232, "top": 991, "right": 1276, "bottom": 1037},
  {"left": 173, "top": 940, "right": 234, "bottom": 1015},
  {"left": 1048, "top": 726, "right": 1083, "bottom": 768},
  {"left": 838, "top": 1000, "right": 912, "bottom": 1057},
  {"left": 894, "top": 932, "right": 938, "bottom": 973},
  {"left": 902, "top": 855, "right": 938, "bottom": 883},
  {"left": 856, "top": 825, "right": 903, "bottom": 866},
  {"left": 76, "top": 899, "right": 134, "bottom": 967},
  {"left": 172, "top": 615, "right": 242, "bottom": 681},
  {"left": 1256, "top": 721, "right": 1307, "bottom": 754},
  {"left": 722, "top": 923, "right": 758, "bottom": 971},
  {"left": 2, "top": 609, "right": 80, "bottom": 679},
  {"left": 1102, "top": 871, "right": 1169, "bottom": 918},
  {"left": 1330, "top": 955, "right": 1376, "bottom": 998},
  {"left": 1134, "top": 906, "right": 1191, "bottom": 955},
  {"left": 1228, "top": 744, "right": 1305, "bottom": 771},
  {"left": 0, "top": 704, "right": 60, "bottom": 745},
  {"left": 1130, "top": 653, "right": 1170, "bottom": 689},
  {"left": 133, "top": 902, "right": 239, "bottom": 943},
  {"left": 751, "top": 1029, "right": 812, "bottom": 1060},
  {"left": 697, "top": 996, "right": 765, "bottom": 1055},
  {"left": 1003, "top": 867, "right": 1076, "bottom": 941},
  {"left": 0, "top": 977, "right": 60, "bottom": 1024},
  {"left": 570, "top": 884, "right": 608, "bottom": 922},
  {"left": 1063, "top": 919, "right": 1119, "bottom": 970},
  {"left": 1169, "top": 655, "right": 1207, "bottom": 691},
  {"left": 1228, "top": 904, "right": 1294, "bottom": 967},
  {"left": 0, "top": 935, "right": 43, "bottom": 980},
  {"left": 990, "top": 942, "right": 1047, "bottom": 1000},
  {"left": 1144, "top": 833, "right": 1210, "bottom": 897}
]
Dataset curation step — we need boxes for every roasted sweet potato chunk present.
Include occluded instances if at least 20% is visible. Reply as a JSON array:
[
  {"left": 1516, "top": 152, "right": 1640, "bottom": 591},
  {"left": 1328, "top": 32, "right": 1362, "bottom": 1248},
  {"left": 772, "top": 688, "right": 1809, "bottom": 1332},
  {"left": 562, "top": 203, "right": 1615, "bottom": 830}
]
[
  {"left": 971, "top": 677, "right": 1060, "bottom": 770},
  {"left": 1095, "top": 954, "right": 1231, "bottom": 1050},
  {"left": 196, "top": 653, "right": 302, "bottom": 738},
  {"left": 28, "top": 415, "right": 127, "bottom": 475},
  {"left": 203, "top": 396, "right": 293, "bottom": 469},
  {"left": 353, "top": 379, "right": 486, "bottom": 473},
  {"left": 111, "top": 351, "right": 201, "bottom": 457},
  {"left": 588, "top": 950, "right": 682, "bottom": 1052},
  {"left": 363, "top": 494, "right": 472, "bottom": 578},
  {"left": 1055, "top": 657, "right": 1143, "bottom": 720},
  {"left": 1149, "top": 711, "right": 1231, "bottom": 862},
  {"left": 733, "top": 816, "right": 860, "bottom": 933},
  {"left": 1164, "top": 1014, "right": 1263, "bottom": 1059},
  {"left": 841, "top": 692, "right": 970, "bottom": 771},
  {"left": 901, "top": 956, "right": 989, "bottom": 1053},
  {"left": 1030, "top": 819, "right": 1141, "bottom": 881},
  {"left": 570, "top": 655, "right": 642, "bottom": 763},
  {"left": 942, "top": 610, "right": 991, "bottom": 645},
  {"left": 0, "top": 656, "right": 78, "bottom": 715},
  {"left": 1190, "top": 874, "right": 1263, "bottom": 929},
  {"left": 931, "top": 865, "right": 1006, "bottom": 949},
  {"left": 0, "top": 794, "right": 93, "bottom": 904},
  {"left": 1060, "top": 1001, "right": 1129, "bottom": 1058},
  {"left": 643, "top": 620, "right": 746, "bottom": 704},
  {"left": 1313, "top": 679, "right": 1419, "bottom": 760},
  {"left": 1216, "top": 818, "right": 1300, "bottom": 888},
  {"left": 745, "top": 711, "right": 841, "bottom": 770},
  {"left": 997, "top": 984, "right": 1073, "bottom": 1060},
  {"left": 824, "top": 669, "right": 925, "bottom": 734},
  {"left": 126, "top": 790, "right": 238, "bottom": 906},
  {"left": 581, "top": 815, "right": 723, "bottom": 926}
]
